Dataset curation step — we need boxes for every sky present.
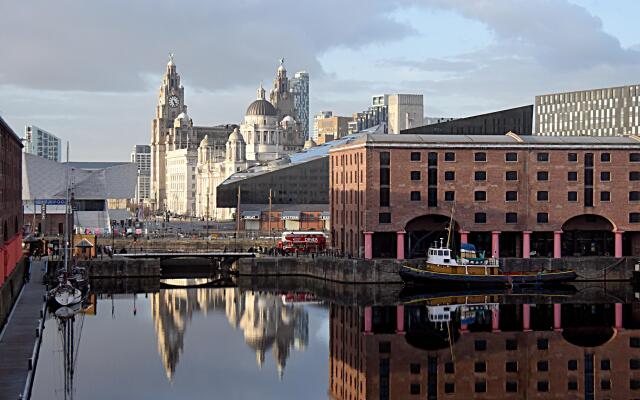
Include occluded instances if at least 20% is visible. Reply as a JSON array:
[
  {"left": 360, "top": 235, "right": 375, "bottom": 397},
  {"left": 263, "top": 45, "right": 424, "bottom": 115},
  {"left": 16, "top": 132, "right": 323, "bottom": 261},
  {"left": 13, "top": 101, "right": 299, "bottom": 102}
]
[{"left": 1, "top": 0, "right": 639, "bottom": 161}]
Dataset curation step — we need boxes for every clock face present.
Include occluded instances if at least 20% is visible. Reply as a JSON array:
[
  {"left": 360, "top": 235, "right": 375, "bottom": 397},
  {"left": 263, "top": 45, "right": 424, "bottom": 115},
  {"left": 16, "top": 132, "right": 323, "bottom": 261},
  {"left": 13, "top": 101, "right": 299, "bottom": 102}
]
[{"left": 168, "top": 95, "right": 179, "bottom": 108}]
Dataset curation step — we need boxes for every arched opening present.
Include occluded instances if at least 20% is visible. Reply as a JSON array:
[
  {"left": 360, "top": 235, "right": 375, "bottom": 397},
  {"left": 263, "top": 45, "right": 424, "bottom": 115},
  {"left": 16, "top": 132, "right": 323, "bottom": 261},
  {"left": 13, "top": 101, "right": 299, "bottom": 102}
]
[
  {"left": 560, "top": 304, "right": 617, "bottom": 347},
  {"left": 404, "top": 214, "right": 460, "bottom": 258},
  {"left": 562, "top": 214, "right": 614, "bottom": 256}
]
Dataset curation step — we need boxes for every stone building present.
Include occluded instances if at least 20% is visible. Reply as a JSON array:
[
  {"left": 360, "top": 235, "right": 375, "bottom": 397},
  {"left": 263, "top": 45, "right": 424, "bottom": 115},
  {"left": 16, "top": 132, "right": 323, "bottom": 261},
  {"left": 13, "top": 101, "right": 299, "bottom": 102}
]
[
  {"left": 194, "top": 61, "right": 307, "bottom": 219},
  {"left": 150, "top": 54, "right": 234, "bottom": 212},
  {"left": 329, "top": 133, "right": 640, "bottom": 259}
]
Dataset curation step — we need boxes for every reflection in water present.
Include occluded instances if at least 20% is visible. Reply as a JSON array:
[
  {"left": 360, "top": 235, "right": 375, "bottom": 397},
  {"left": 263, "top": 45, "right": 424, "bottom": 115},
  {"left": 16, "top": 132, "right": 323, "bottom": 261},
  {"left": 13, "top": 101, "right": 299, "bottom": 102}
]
[
  {"left": 151, "top": 279, "right": 310, "bottom": 381},
  {"left": 330, "top": 296, "right": 640, "bottom": 399}
]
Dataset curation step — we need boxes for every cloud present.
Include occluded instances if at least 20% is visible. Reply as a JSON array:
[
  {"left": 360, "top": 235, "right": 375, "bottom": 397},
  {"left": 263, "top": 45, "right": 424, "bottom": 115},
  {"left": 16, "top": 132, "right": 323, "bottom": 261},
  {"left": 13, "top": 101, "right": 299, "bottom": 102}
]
[{"left": 0, "top": 0, "right": 415, "bottom": 92}]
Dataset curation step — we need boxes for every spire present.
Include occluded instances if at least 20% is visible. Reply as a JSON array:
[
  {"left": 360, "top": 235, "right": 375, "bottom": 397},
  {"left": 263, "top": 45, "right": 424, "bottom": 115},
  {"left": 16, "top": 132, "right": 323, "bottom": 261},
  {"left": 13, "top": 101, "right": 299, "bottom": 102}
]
[
  {"left": 167, "top": 52, "right": 175, "bottom": 67},
  {"left": 257, "top": 82, "right": 265, "bottom": 100}
]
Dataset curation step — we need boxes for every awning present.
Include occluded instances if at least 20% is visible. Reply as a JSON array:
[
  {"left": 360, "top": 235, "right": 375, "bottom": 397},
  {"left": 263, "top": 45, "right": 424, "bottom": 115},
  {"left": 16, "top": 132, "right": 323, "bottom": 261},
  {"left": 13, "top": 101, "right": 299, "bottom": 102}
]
[
  {"left": 241, "top": 211, "right": 261, "bottom": 220},
  {"left": 320, "top": 211, "right": 330, "bottom": 221},
  {"left": 281, "top": 211, "right": 301, "bottom": 221}
]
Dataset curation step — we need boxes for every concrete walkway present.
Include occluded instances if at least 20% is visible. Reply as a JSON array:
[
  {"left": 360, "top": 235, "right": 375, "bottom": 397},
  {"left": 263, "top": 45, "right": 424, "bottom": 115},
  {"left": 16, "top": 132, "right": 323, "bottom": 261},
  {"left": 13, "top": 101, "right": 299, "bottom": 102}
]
[{"left": 0, "top": 260, "right": 46, "bottom": 400}]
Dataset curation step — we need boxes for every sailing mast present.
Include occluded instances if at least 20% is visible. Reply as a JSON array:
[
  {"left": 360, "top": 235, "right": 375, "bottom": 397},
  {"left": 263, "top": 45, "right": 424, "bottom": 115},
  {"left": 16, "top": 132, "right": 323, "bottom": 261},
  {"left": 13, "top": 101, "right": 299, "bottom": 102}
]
[{"left": 446, "top": 203, "right": 455, "bottom": 248}]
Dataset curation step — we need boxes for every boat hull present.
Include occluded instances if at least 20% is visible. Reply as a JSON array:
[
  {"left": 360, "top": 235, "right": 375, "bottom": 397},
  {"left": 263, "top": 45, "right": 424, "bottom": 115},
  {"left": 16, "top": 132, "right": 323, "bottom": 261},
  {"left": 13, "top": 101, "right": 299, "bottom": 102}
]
[{"left": 400, "top": 265, "right": 577, "bottom": 287}]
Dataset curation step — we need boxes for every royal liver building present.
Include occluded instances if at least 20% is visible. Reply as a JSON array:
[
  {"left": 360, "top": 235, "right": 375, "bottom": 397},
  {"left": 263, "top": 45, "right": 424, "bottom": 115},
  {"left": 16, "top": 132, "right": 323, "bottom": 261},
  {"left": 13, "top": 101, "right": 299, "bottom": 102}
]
[{"left": 150, "top": 55, "right": 309, "bottom": 217}]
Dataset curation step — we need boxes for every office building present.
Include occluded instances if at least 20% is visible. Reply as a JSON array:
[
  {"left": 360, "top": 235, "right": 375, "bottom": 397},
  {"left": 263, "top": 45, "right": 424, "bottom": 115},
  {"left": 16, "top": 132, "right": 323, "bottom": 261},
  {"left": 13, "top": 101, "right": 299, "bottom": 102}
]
[
  {"left": 24, "top": 125, "right": 61, "bottom": 162},
  {"left": 535, "top": 84, "right": 640, "bottom": 136},
  {"left": 315, "top": 113, "right": 351, "bottom": 144},
  {"left": 131, "top": 145, "right": 151, "bottom": 203},
  {"left": 387, "top": 94, "right": 423, "bottom": 134},
  {"left": 291, "top": 71, "right": 310, "bottom": 140},
  {"left": 330, "top": 133, "right": 640, "bottom": 259},
  {"left": 403, "top": 106, "right": 533, "bottom": 135}
]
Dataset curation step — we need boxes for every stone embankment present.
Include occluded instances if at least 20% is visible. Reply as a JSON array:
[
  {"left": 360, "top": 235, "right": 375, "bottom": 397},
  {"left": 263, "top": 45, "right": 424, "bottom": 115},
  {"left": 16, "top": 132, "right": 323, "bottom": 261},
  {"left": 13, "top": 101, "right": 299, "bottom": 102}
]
[
  {"left": 237, "top": 256, "right": 640, "bottom": 283},
  {"left": 76, "top": 258, "right": 161, "bottom": 278}
]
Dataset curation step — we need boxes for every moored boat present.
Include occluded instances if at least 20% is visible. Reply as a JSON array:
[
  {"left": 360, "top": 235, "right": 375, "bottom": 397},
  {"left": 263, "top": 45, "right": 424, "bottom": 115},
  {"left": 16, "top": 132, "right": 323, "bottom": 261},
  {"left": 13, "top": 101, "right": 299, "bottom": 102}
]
[{"left": 400, "top": 241, "right": 577, "bottom": 287}]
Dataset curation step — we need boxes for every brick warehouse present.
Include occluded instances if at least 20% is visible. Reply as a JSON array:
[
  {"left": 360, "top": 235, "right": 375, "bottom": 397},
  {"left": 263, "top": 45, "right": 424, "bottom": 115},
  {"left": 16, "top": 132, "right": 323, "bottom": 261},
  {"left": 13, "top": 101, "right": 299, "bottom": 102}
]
[
  {"left": 329, "top": 133, "right": 640, "bottom": 259},
  {"left": 0, "top": 116, "right": 24, "bottom": 287}
]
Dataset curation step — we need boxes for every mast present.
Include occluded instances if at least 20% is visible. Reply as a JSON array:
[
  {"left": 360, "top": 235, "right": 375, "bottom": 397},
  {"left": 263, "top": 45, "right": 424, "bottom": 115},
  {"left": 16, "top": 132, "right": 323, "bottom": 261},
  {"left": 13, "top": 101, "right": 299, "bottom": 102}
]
[
  {"left": 446, "top": 203, "right": 455, "bottom": 248},
  {"left": 64, "top": 142, "right": 70, "bottom": 272}
]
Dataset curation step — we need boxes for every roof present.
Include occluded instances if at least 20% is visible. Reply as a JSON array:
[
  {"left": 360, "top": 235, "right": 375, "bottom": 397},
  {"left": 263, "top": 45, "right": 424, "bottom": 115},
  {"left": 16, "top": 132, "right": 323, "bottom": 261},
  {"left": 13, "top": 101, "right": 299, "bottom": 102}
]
[
  {"left": 219, "top": 134, "right": 362, "bottom": 186},
  {"left": 23, "top": 153, "right": 137, "bottom": 200},
  {"left": 63, "top": 161, "right": 129, "bottom": 169},
  {"left": 246, "top": 99, "right": 277, "bottom": 116},
  {"left": 331, "top": 133, "right": 640, "bottom": 152},
  {"left": 239, "top": 204, "right": 329, "bottom": 212},
  {"left": 0, "top": 115, "right": 24, "bottom": 145}
]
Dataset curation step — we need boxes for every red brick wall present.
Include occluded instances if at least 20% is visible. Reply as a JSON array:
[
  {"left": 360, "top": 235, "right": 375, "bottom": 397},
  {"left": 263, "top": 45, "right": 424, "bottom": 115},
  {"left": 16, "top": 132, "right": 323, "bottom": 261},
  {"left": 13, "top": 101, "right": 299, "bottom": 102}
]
[{"left": 331, "top": 143, "right": 640, "bottom": 255}]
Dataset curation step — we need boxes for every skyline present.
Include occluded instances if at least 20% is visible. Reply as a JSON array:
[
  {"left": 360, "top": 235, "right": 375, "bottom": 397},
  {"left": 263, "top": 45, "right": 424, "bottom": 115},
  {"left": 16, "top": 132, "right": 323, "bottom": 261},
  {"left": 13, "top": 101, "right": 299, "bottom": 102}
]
[{"left": 2, "top": 0, "right": 640, "bottom": 161}]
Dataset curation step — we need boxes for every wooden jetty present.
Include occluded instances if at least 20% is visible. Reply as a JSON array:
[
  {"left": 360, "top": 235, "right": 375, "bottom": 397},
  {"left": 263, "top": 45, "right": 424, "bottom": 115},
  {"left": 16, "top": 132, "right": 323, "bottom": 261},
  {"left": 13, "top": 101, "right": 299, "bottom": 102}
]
[{"left": 0, "top": 261, "right": 47, "bottom": 400}]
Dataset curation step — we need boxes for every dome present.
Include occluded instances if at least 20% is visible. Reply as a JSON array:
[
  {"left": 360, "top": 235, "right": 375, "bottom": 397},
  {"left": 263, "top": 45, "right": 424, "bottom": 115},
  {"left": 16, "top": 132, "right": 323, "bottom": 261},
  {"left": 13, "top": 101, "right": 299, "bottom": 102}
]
[
  {"left": 227, "top": 128, "right": 245, "bottom": 143},
  {"left": 246, "top": 99, "right": 277, "bottom": 116},
  {"left": 303, "top": 139, "right": 317, "bottom": 149},
  {"left": 280, "top": 115, "right": 295, "bottom": 126}
]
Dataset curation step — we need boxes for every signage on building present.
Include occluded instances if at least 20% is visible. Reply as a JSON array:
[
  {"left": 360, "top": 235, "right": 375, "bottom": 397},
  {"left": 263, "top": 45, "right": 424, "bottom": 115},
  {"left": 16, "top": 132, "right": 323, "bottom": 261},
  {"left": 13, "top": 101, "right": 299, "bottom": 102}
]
[
  {"left": 41, "top": 204, "right": 46, "bottom": 219},
  {"left": 34, "top": 199, "right": 66, "bottom": 206}
]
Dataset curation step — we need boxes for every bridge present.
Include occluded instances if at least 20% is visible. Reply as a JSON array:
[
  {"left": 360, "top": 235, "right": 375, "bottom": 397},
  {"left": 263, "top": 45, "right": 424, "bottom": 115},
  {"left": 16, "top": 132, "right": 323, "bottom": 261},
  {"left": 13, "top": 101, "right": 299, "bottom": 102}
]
[{"left": 114, "top": 251, "right": 256, "bottom": 260}]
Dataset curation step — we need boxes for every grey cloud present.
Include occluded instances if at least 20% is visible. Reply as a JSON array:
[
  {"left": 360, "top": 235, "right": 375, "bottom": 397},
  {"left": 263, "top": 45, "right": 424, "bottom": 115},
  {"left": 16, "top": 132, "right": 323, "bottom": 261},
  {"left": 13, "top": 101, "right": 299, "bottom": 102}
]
[
  {"left": 1, "top": 0, "right": 415, "bottom": 92},
  {"left": 379, "top": 58, "right": 477, "bottom": 73}
]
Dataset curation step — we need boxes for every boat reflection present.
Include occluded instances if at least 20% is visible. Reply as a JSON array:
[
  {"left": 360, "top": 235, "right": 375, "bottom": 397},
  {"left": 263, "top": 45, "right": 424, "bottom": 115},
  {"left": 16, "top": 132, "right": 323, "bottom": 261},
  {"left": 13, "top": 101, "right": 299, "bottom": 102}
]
[
  {"left": 151, "top": 280, "right": 311, "bottom": 381},
  {"left": 330, "top": 292, "right": 640, "bottom": 399}
]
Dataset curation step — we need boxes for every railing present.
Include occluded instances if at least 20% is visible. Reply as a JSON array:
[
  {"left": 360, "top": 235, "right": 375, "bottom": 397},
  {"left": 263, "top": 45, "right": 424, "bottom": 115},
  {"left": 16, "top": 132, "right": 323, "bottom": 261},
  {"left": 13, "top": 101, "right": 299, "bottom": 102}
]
[{"left": 19, "top": 301, "right": 47, "bottom": 400}]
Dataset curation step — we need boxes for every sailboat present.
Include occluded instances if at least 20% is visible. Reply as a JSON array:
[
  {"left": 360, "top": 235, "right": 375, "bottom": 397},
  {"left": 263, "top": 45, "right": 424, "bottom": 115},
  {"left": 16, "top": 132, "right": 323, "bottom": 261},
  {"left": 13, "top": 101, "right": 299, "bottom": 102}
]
[
  {"left": 48, "top": 142, "right": 84, "bottom": 308},
  {"left": 54, "top": 304, "right": 85, "bottom": 400}
]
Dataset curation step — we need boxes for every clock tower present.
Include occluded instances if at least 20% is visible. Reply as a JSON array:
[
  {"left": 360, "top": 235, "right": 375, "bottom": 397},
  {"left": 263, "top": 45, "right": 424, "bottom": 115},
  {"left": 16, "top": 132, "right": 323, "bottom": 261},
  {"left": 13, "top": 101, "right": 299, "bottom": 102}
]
[{"left": 151, "top": 53, "right": 186, "bottom": 211}]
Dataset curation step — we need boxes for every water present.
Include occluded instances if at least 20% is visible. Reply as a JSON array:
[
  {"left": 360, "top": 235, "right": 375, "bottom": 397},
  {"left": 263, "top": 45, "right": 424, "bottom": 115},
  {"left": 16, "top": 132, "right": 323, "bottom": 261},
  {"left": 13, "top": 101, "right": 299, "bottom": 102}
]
[{"left": 30, "top": 279, "right": 640, "bottom": 399}]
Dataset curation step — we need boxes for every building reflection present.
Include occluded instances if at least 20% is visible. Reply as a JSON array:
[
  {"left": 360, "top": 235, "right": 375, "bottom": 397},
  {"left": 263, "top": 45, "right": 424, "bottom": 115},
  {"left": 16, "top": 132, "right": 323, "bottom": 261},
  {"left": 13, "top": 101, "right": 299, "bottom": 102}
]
[
  {"left": 330, "top": 296, "right": 640, "bottom": 399},
  {"left": 151, "top": 280, "right": 309, "bottom": 381}
]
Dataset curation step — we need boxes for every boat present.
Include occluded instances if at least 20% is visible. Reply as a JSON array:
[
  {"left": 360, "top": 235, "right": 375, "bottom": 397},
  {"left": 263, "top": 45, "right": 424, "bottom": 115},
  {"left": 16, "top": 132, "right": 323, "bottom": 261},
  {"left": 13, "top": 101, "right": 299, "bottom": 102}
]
[
  {"left": 47, "top": 142, "right": 89, "bottom": 308},
  {"left": 400, "top": 240, "right": 577, "bottom": 287}
]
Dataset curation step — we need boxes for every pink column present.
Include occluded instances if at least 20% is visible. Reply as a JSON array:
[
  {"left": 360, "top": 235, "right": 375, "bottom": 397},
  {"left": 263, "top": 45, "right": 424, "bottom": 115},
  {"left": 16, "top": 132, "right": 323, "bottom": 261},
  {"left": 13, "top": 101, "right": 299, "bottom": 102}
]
[
  {"left": 396, "top": 231, "right": 405, "bottom": 260},
  {"left": 523, "top": 304, "right": 531, "bottom": 331},
  {"left": 364, "top": 232, "right": 373, "bottom": 260},
  {"left": 553, "top": 303, "right": 562, "bottom": 331},
  {"left": 522, "top": 231, "right": 531, "bottom": 259},
  {"left": 396, "top": 305, "right": 405, "bottom": 334},
  {"left": 460, "top": 230, "right": 469, "bottom": 244},
  {"left": 553, "top": 231, "right": 562, "bottom": 258},
  {"left": 615, "top": 231, "right": 624, "bottom": 258},
  {"left": 492, "top": 231, "right": 500, "bottom": 258},
  {"left": 615, "top": 303, "right": 623, "bottom": 329},
  {"left": 364, "top": 306, "right": 372, "bottom": 334},
  {"left": 492, "top": 308, "right": 500, "bottom": 332}
]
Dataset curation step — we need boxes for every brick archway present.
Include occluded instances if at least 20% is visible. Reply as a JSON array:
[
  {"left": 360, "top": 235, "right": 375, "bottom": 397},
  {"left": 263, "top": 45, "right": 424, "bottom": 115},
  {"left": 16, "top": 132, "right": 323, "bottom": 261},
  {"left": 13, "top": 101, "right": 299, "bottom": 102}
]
[
  {"left": 404, "top": 214, "right": 460, "bottom": 258},
  {"left": 561, "top": 214, "right": 615, "bottom": 256}
]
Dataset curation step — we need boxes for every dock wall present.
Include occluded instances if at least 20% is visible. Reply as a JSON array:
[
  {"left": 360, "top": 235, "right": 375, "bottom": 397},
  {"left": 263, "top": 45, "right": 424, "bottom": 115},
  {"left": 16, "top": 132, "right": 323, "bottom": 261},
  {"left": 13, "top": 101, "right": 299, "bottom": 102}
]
[
  {"left": 0, "top": 259, "right": 25, "bottom": 331},
  {"left": 78, "top": 258, "right": 161, "bottom": 278},
  {"left": 237, "top": 256, "right": 640, "bottom": 283}
]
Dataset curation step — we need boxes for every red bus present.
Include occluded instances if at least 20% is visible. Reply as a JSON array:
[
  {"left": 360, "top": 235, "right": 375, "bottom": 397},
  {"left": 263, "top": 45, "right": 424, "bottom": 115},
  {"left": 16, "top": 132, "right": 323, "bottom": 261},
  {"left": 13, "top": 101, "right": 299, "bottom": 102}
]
[{"left": 277, "top": 231, "right": 327, "bottom": 254}]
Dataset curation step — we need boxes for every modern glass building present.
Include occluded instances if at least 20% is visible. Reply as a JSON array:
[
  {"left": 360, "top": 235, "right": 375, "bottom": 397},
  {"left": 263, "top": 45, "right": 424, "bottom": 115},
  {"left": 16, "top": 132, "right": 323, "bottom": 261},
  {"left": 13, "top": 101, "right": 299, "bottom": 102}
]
[
  {"left": 131, "top": 144, "right": 151, "bottom": 202},
  {"left": 24, "top": 125, "right": 61, "bottom": 162},
  {"left": 291, "top": 71, "right": 310, "bottom": 140}
]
